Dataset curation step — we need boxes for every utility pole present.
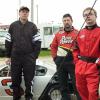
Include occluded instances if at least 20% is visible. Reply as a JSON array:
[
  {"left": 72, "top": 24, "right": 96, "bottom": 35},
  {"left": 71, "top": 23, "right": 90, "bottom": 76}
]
[
  {"left": 17, "top": 9, "right": 19, "bottom": 20},
  {"left": 19, "top": 0, "right": 21, "bottom": 7},
  {"left": 36, "top": 4, "right": 38, "bottom": 24},
  {"left": 31, "top": 0, "right": 34, "bottom": 22},
  {"left": 51, "top": 21, "right": 54, "bottom": 34},
  {"left": 17, "top": 0, "right": 21, "bottom": 20}
]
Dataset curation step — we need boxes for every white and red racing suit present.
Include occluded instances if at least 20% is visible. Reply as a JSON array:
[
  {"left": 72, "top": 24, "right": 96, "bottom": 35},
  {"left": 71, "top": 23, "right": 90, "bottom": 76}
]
[
  {"left": 50, "top": 28, "right": 78, "bottom": 59},
  {"left": 50, "top": 28, "right": 81, "bottom": 100}
]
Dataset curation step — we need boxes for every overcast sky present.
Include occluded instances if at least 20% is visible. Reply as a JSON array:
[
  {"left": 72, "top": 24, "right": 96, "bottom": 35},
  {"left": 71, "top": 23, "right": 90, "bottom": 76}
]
[{"left": 0, "top": 0, "right": 100, "bottom": 29}]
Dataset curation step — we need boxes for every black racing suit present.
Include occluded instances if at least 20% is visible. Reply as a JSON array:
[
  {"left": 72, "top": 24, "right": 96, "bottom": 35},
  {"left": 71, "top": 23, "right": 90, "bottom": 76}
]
[{"left": 5, "top": 20, "right": 41, "bottom": 99}]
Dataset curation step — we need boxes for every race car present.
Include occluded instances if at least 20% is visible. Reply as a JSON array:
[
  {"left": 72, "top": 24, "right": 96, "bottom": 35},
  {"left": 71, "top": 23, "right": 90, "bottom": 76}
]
[{"left": 0, "top": 60, "right": 75, "bottom": 100}]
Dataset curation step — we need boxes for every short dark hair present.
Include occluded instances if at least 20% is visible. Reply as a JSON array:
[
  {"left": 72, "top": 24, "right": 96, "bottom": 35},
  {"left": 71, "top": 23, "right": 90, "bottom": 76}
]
[
  {"left": 19, "top": 6, "right": 29, "bottom": 12},
  {"left": 63, "top": 14, "right": 73, "bottom": 21}
]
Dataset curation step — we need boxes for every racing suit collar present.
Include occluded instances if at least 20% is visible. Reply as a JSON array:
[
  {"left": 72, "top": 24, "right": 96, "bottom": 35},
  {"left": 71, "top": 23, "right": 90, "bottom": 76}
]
[
  {"left": 19, "top": 19, "right": 28, "bottom": 25},
  {"left": 64, "top": 26, "right": 74, "bottom": 33},
  {"left": 85, "top": 24, "right": 98, "bottom": 30}
]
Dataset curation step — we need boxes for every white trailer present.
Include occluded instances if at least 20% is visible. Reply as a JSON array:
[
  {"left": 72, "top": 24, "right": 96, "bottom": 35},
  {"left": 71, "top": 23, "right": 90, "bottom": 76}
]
[{"left": 37, "top": 23, "right": 62, "bottom": 49}]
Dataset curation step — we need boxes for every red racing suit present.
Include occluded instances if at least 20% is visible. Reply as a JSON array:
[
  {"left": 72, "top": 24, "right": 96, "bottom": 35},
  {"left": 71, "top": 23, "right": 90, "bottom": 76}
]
[{"left": 73, "top": 24, "right": 100, "bottom": 100}]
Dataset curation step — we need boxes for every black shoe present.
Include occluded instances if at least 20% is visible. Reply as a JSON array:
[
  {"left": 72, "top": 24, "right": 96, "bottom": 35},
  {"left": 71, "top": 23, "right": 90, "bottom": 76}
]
[
  {"left": 13, "top": 96, "right": 21, "bottom": 100},
  {"left": 25, "top": 97, "right": 33, "bottom": 100}
]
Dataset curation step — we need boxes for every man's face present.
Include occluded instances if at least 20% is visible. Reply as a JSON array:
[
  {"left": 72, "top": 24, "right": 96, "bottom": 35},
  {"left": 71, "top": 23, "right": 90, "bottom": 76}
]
[
  {"left": 19, "top": 10, "right": 29, "bottom": 20},
  {"left": 62, "top": 17, "right": 73, "bottom": 32},
  {"left": 83, "top": 10, "right": 96, "bottom": 26}
]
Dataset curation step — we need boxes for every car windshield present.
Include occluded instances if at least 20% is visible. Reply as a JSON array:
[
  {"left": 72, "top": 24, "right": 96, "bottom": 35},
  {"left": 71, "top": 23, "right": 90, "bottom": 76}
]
[{"left": 0, "top": 31, "right": 7, "bottom": 37}]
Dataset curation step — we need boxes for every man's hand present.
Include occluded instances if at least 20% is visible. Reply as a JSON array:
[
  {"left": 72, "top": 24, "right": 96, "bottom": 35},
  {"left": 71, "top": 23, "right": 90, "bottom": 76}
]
[
  {"left": 53, "top": 56, "right": 57, "bottom": 62},
  {"left": 95, "top": 58, "right": 100, "bottom": 66},
  {"left": 6, "top": 58, "right": 11, "bottom": 65}
]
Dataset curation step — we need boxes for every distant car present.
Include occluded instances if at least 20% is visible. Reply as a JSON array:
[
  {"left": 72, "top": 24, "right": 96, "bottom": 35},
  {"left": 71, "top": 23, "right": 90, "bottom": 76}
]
[
  {"left": 0, "top": 30, "right": 7, "bottom": 50},
  {"left": 0, "top": 60, "right": 75, "bottom": 100}
]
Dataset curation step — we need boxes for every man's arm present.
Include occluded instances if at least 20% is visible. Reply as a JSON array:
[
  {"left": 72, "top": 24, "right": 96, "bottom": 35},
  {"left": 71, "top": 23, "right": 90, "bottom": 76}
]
[
  {"left": 5, "top": 25, "right": 13, "bottom": 64},
  {"left": 32, "top": 24, "right": 41, "bottom": 59},
  {"left": 72, "top": 40, "right": 80, "bottom": 64},
  {"left": 32, "top": 33, "right": 41, "bottom": 59},
  {"left": 5, "top": 24, "right": 13, "bottom": 57},
  {"left": 50, "top": 34, "right": 58, "bottom": 60},
  {"left": 95, "top": 41, "right": 100, "bottom": 66}
]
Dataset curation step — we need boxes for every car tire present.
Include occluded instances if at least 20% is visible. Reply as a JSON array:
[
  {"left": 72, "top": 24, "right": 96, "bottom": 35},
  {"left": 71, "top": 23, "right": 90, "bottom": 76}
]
[{"left": 48, "top": 84, "right": 62, "bottom": 100}]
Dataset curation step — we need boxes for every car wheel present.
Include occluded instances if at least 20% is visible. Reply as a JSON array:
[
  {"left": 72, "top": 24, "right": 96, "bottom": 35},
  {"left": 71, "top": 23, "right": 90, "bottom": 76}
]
[{"left": 48, "top": 85, "right": 62, "bottom": 100}]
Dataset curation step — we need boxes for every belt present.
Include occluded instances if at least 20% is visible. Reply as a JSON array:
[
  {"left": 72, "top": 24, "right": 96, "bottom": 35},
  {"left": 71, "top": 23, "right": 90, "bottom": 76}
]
[{"left": 78, "top": 55, "right": 97, "bottom": 63}]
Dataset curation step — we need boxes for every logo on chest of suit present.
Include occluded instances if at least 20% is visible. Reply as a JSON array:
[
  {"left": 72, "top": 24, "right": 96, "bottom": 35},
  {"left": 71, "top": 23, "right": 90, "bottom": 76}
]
[
  {"left": 80, "top": 35, "right": 85, "bottom": 39},
  {"left": 60, "top": 36, "right": 73, "bottom": 44}
]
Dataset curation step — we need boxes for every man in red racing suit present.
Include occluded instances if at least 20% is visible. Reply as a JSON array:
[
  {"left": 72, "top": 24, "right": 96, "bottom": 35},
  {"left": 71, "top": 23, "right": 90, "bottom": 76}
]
[
  {"left": 51, "top": 14, "right": 81, "bottom": 100},
  {"left": 73, "top": 7, "right": 100, "bottom": 100}
]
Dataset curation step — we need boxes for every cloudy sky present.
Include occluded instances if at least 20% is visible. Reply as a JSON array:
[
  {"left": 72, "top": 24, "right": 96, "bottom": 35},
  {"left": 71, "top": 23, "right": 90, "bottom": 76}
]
[{"left": 0, "top": 0, "right": 100, "bottom": 29}]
